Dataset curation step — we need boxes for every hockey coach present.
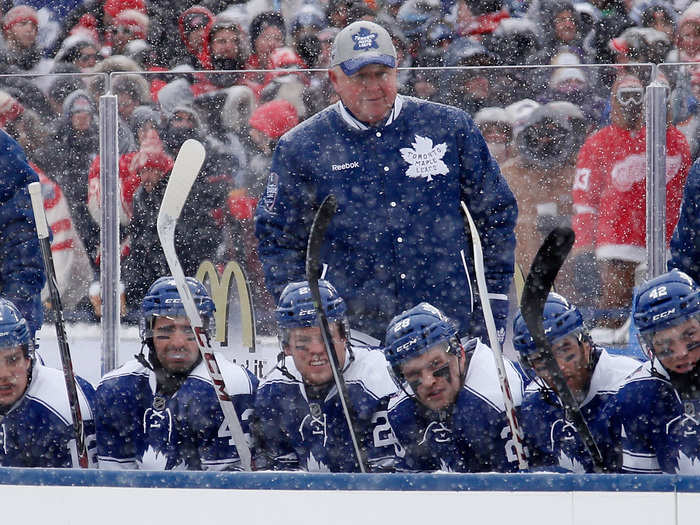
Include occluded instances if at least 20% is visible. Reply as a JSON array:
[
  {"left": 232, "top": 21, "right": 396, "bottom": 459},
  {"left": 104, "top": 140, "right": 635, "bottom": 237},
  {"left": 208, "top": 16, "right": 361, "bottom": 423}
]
[{"left": 255, "top": 20, "right": 517, "bottom": 343}]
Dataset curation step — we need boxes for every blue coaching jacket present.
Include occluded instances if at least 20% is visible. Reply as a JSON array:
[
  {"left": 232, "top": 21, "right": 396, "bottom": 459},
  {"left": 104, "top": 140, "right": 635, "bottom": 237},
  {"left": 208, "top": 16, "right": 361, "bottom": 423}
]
[
  {"left": 255, "top": 95, "right": 517, "bottom": 340},
  {"left": 0, "top": 129, "right": 44, "bottom": 334},
  {"left": 670, "top": 157, "right": 700, "bottom": 283}
]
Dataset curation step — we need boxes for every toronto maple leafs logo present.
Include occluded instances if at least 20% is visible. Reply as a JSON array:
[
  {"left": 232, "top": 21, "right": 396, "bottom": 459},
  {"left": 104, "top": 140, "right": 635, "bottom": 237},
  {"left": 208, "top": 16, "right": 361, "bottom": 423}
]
[
  {"left": 352, "top": 27, "right": 379, "bottom": 51},
  {"left": 400, "top": 135, "right": 449, "bottom": 181},
  {"left": 307, "top": 451, "right": 331, "bottom": 472},
  {"left": 558, "top": 450, "right": 586, "bottom": 473},
  {"left": 675, "top": 450, "right": 700, "bottom": 474}
]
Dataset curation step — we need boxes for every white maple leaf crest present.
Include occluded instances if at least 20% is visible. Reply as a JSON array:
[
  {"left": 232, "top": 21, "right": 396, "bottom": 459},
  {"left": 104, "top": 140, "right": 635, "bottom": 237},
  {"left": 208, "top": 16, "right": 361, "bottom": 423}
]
[
  {"left": 676, "top": 450, "right": 700, "bottom": 474},
  {"left": 400, "top": 135, "right": 449, "bottom": 181},
  {"left": 138, "top": 445, "right": 169, "bottom": 470},
  {"left": 558, "top": 450, "right": 586, "bottom": 473},
  {"left": 307, "top": 451, "right": 331, "bottom": 472}
]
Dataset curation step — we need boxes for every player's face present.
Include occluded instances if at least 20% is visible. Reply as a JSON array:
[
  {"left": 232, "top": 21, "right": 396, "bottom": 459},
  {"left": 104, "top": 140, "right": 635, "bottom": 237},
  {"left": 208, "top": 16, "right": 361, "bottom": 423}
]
[
  {"left": 289, "top": 323, "right": 347, "bottom": 386},
  {"left": 0, "top": 345, "right": 30, "bottom": 407},
  {"left": 329, "top": 64, "right": 398, "bottom": 126},
  {"left": 152, "top": 316, "right": 200, "bottom": 373},
  {"left": 399, "top": 344, "right": 463, "bottom": 412},
  {"left": 531, "top": 334, "right": 590, "bottom": 398},
  {"left": 651, "top": 317, "right": 700, "bottom": 374}
]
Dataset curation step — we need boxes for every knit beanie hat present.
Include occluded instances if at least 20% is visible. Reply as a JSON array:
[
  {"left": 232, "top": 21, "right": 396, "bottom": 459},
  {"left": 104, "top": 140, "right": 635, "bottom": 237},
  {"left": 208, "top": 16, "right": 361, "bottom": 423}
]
[
  {"left": 0, "top": 90, "right": 24, "bottom": 128},
  {"left": 103, "top": 0, "right": 146, "bottom": 18},
  {"left": 114, "top": 9, "right": 149, "bottom": 40},
  {"left": 2, "top": 6, "right": 38, "bottom": 33},
  {"left": 249, "top": 99, "right": 299, "bottom": 139}
]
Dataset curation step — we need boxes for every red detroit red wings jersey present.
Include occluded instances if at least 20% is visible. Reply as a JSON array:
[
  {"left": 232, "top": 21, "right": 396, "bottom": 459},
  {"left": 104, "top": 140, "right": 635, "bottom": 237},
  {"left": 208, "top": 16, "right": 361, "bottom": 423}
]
[{"left": 572, "top": 124, "right": 690, "bottom": 256}]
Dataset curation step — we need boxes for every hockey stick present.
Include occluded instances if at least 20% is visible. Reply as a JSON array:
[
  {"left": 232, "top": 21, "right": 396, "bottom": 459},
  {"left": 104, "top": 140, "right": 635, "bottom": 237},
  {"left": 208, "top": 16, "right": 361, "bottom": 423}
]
[
  {"left": 520, "top": 226, "right": 605, "bottom": 472},
  {"left": 28, "top": 181, "right": 89, "bottom": 469},
  {"left": 306, "top": 194, "right": 369, "bottom": 473},
  {"left": 461, "top": 201, "right": 528, "bottom": 470},
  {"left": 156, "top": 139, "right": 251, "bottom": 471}
]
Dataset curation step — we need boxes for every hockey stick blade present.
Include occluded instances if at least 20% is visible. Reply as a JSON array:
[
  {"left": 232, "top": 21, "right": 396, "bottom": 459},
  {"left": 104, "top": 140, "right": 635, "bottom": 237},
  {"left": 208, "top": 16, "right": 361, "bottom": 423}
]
[
  {"left": 28, "top": 181, "right": 90, "bottom": 468},
  {"left": 305, "top": 195, "right": 369, "bottom": 473},
  {"left": 520, "top": 227, "right": 574, "bottom": 354},
  {"left": 520, "top": 227, "right": 606, "bottom": 472},
  {"left": 157, "top": 140, "right": 252, "bottom": 471}
]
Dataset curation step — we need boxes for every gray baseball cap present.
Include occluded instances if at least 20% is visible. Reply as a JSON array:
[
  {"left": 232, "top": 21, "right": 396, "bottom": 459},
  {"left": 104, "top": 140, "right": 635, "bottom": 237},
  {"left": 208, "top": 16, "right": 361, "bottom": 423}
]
[{"left": 330, "top": 21, "right": 397, "bottom": 76}]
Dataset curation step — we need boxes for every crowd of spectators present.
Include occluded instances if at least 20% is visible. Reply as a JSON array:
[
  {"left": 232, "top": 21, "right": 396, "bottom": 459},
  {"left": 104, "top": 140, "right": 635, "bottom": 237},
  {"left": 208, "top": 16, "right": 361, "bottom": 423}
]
[{"left": 0, "top": 0, "right": 698, "bottom": 332}]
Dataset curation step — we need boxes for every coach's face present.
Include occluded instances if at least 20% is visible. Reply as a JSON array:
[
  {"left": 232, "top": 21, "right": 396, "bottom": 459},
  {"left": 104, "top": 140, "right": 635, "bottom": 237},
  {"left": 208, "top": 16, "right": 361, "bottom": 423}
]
[{"left": 329, "top": 63, "right": 397, "bottom": 126}]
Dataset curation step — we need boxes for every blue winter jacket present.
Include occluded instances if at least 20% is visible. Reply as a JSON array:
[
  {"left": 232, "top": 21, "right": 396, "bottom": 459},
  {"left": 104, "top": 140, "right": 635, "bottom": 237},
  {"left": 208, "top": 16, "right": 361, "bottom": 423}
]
[
  {"left": 670, "top": 157, "right": 700, "bottom": 283},
  {"left": 254, "top": 95, "right": 517, "bottom": 340},
  {"left": 0, "top": 129, "right": 44, "bottom": 334}
]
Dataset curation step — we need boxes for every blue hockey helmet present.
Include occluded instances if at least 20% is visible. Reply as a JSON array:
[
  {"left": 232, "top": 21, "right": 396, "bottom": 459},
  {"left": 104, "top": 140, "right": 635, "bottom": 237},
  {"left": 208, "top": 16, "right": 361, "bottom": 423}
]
[
  {"left": 275, "top": 280, "right": 347, "bottom": 329},
  {"left": 383, "top": 302, "right": 460, "bottom": 375},
  {"left": 140, "top": 276, "right": 215, "bottom": 341},
  {"left": 512, "top": 293, "right": 584, "bottom": 364},
  {"left": 633, "top": 269, "right": 700, "bottom": 337},
  {"left": 0, "top": 298, "right": 31, "bottom": 357}
]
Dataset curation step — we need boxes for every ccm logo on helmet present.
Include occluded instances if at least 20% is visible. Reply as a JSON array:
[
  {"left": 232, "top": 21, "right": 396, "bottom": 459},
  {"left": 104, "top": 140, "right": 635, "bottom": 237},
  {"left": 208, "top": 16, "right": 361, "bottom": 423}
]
[
  {"left": 299, "top": 308, "right": 316, "bottom": 317},
  {"left": 164, "top": 298, "right": 182, "bottom": 303},
  {"left": 396, "top": 337, "right": 418, "bottom": 354},
  {"left": 652, "top": 308, "right": 676, "bottom": 321}
]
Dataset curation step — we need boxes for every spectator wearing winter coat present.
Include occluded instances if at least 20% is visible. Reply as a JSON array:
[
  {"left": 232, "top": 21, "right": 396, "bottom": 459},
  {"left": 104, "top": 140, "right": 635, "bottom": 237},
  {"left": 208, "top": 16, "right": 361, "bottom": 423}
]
[
  {"left": 39, "top": 89, "right": 100, "bottom": 269},
  {"left": 571, "top": 73, "right": 691, "bottom": 326},
  {"left": 245, "top": 12, "right": 286, "bottom": 86},
  {"left": 105, "top": 9, "right": 149, "bottom": 56},
  {"left": 53, "top": 34, "right": 101, "bottom": 71},
  {"left": 170, "top": 5, "right": 215, "bottom": 69},
  {"left": 529, "top": 0, "right": 587, "bottom": 65},
  {"left": 123, "top": 143, "right": 224, "bottom": 313},
  {"left": 499, "top": 104, "right": 578, "bottom": 297},
  {"left": 586, "top": 0, "right": 633, "bottom": 66},
  {"left": 112, "top": 73, "right": 151, "bottom": 126},
  {"left": 36, "top": 172, "right": 94, "bottom": 312},
  {"left": 630, "top": 0, "right": 678, "bottom": 42},
  {"left": 243, "top": 99, "right": 299, "bottom": 199},
  {"left": 0, "top": 6, "right": 52, "bottom": 76},
  {"left": 196, "top": 14, "right": 251, "bottom": 94},
  {"left": 87, "top": 104, "right": 163, "bottom": 234}
]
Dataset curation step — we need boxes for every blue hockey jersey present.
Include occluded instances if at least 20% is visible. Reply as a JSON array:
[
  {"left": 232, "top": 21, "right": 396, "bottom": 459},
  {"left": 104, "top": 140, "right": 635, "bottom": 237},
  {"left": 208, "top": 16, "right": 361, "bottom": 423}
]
[
  {"left": 0, "top": 363, "right": 96, "bottom": 467},
  {"left": 254, "top": 95, "right": 517, "bottom": 341},
  {"left": 0, "top": 129, "right": 44, "bottom": 335},
  {"left": 253, "top": 345, "right": 399, "bottom": 472},
  {"left": 519, "top": 348, "right": 640, "bottom": 473},
  {"left": 95, "top": 357, "right": 257, "bottom": 470},
  {"left": 670, "top": 157, "right": 700, "bottom": 283},
  {"left": 387, "top": 340, "right": 525, "bottom": 472},
  {"left": 616, "top": 359, "right": 700, "bottom": 474}
]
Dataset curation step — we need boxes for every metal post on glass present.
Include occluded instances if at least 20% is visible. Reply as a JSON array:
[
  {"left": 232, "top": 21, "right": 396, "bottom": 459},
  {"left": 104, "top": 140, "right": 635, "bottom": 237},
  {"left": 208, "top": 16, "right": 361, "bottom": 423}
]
[
  {"left": 99, "top": 92, "right": 119, "bottom": 374},
  {"left": 645, "top": 73, "right": 668, "bottom": 280}
]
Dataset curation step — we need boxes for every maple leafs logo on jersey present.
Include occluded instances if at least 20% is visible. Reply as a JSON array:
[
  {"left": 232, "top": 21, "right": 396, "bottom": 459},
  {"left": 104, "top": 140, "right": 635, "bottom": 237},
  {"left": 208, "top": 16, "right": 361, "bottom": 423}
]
[
  {"left": 558, "top": 450, "right": 586, "bottom": 473},
  {"left": 139, "top": 445, "right": 169, "bottom": 470},
  {"left": 307, "top": 451, "right": 331, "bottom": 473},
  {"left": 676, "top": 450, "right": 700, "bottom": 474},
  {"left": 400, "top": 135, "right": 449, "bottom": 181}
]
